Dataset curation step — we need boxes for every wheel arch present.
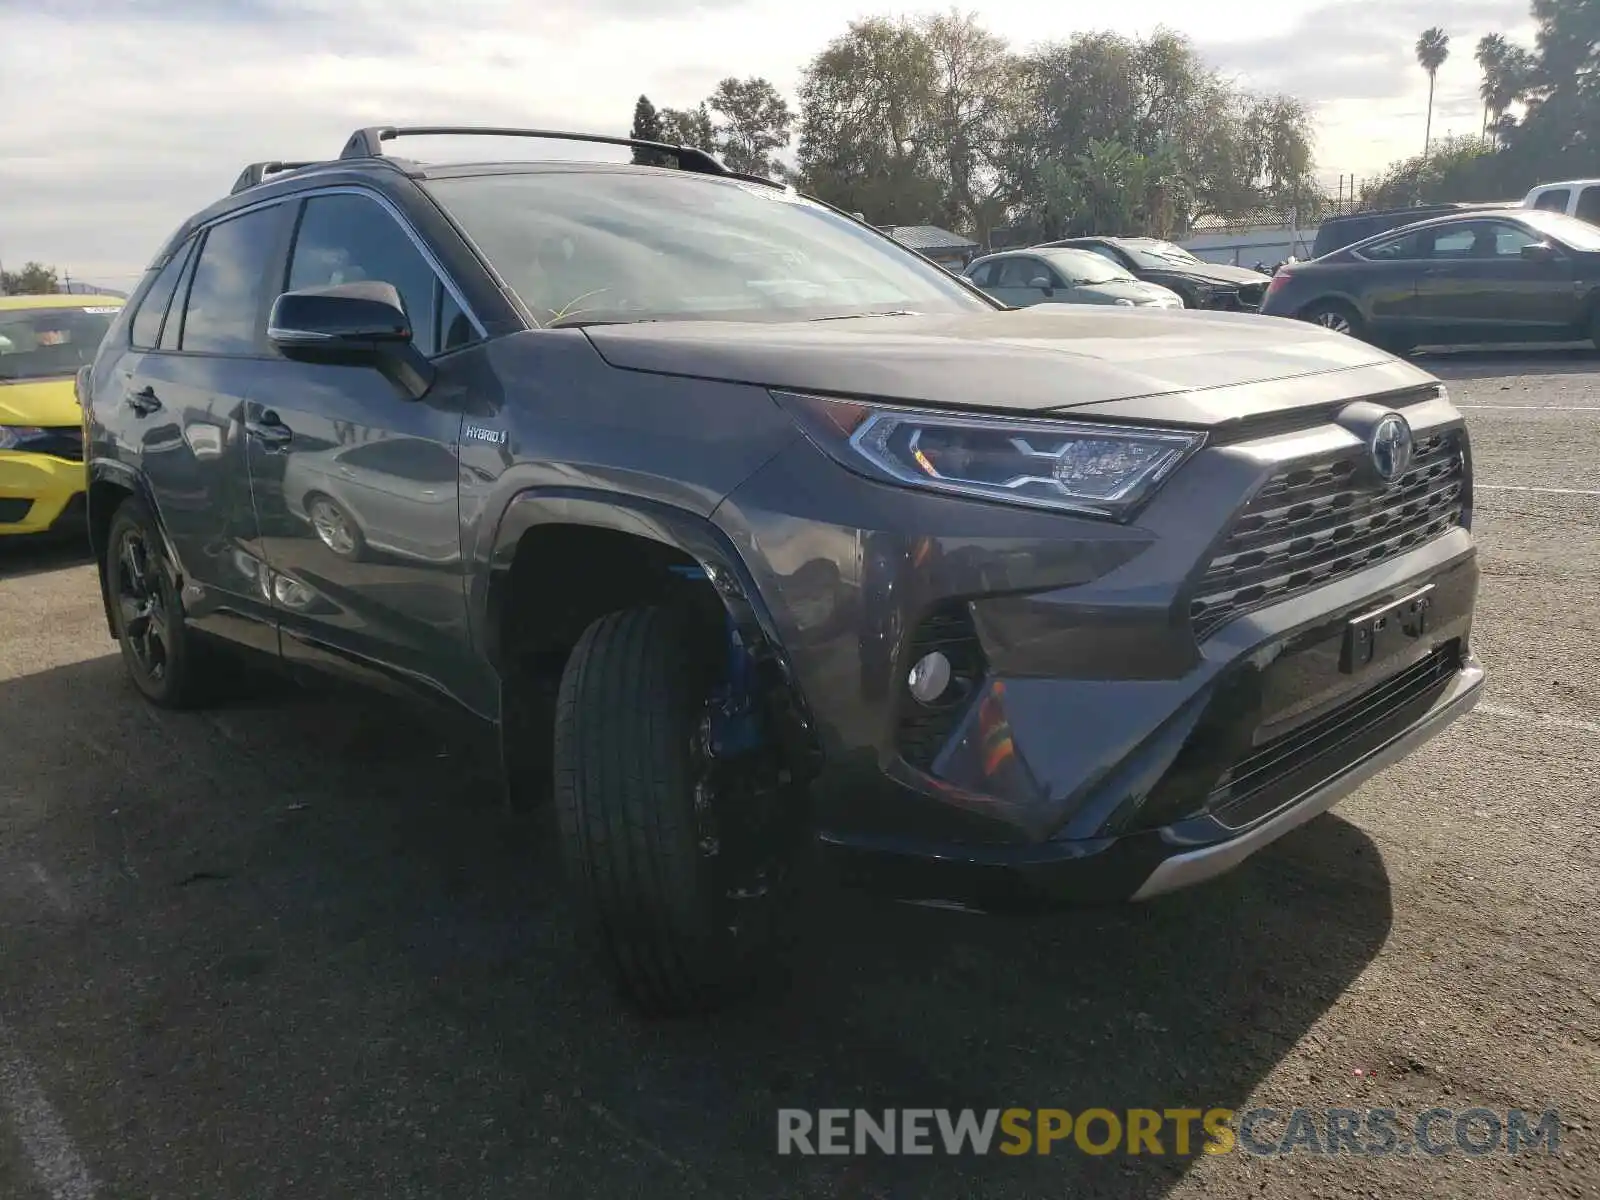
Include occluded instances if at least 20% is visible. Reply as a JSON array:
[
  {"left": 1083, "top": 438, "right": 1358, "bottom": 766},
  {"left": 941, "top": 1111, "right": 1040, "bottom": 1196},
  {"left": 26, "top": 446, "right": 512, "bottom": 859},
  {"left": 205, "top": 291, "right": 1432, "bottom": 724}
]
[
  {"left": 484, "top": 487, "right": 821, "bottom": 780},
  {"left": 87, "top": 461, "right": 173, "bottom": 639}
]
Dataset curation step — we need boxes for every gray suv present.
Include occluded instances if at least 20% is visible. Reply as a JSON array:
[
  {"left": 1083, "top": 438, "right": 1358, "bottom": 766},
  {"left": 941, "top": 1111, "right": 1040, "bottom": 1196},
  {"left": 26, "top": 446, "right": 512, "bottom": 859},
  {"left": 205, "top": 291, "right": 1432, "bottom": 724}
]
[{"left": 81, "top": 126, "right": 1485, "bottom": 1014}]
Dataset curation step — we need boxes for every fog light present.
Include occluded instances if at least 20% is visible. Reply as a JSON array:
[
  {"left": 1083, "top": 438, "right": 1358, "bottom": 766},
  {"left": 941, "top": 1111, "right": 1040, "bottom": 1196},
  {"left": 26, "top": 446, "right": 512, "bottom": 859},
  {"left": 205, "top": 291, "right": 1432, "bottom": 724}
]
[{"left": 907, "top": 651, "right": 952, "bottom": 704}]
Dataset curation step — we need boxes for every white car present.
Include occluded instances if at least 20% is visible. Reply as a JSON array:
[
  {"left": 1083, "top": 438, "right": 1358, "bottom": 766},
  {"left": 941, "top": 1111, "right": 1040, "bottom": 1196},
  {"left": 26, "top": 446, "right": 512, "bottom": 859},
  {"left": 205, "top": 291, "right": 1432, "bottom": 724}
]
[{"left": 1523, "top": 179, "right": 1600, "bottom": 225}]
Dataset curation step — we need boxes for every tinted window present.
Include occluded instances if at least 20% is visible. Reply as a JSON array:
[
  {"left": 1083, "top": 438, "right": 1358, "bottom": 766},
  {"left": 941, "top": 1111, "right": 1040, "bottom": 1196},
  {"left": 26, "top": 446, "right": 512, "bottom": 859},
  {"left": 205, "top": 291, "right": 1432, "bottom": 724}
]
[
  {"left": 437, "top": 284, "right": 476, "bottom": 353},
  {"left": 1359, "top": 230, "right": 1426, "bottom": 260},
  {"left": 180, "top": 206, "right": 287, "bottom": 353},
  {"left": 159, "top": 246, "right": 198, "bottom": 352},
  {"left": 1532, "top": 188, "right": 1570, "bottom": 213},
  {"left": 1045, "top": 249, "right": 1130, "bottom": 285},
  {"left": 994, "top": 258, "right": 1046, "bottom": 287},
  {"left": 288, "top": 193, "right": 453, "bottom": 357},
  {"left": 129, "top": 245, "right": 190, "bottom": 350},
  {"left": 1576, "top": 186, "right": 1600, "bottom": 224},
  {"left": 967, "top": 261, "right": 996, "bottom": 287},
  {"left": 425, "top": 172, "right": 991, "bottom": 326},
  {"left": 1080, "top": 244, "right": 1129, "bottom": 269}
]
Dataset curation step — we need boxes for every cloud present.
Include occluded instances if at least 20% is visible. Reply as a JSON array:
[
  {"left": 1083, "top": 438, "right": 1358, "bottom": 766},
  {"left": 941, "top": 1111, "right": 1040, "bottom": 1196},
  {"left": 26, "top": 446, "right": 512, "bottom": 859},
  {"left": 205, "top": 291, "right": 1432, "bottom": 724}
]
[{"left": 0, "top": 0, "right": 1553, "bottom": 282}]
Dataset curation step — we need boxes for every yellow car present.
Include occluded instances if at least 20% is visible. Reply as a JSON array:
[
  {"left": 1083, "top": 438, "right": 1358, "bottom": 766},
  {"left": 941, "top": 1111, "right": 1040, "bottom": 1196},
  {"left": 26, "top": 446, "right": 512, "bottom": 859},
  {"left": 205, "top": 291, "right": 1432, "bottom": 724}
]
[{"left": 0, "top": 293, "right": 123, "bottom": 536}]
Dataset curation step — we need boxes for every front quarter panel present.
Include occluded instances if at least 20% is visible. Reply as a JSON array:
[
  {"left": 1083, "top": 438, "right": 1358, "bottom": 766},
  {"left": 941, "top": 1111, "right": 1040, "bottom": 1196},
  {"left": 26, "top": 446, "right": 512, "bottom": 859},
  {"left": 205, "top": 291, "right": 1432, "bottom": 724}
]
[{"left": 460, "top": 329, "right": 803, "bottom": 650}]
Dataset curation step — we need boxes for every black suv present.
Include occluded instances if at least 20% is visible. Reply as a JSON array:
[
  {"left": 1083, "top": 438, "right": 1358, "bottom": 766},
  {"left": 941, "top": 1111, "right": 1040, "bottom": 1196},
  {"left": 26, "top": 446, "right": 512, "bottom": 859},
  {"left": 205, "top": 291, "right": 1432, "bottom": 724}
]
[{"left": 82, "top": 126, "right": 1486, "bottom": 1013}]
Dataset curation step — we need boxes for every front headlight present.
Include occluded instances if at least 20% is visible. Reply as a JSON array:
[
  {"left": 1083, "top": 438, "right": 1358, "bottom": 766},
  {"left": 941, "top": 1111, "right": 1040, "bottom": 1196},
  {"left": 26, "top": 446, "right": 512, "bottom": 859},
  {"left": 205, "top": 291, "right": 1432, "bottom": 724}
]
[
  {"left": 773, "top": 392, "right": 1205, "bottom": 520},
  {"left": 0, "top": 425, "right": 49, "bottom": 451},
  {"left": 1114, "top": 298, "right": 1137, "bottom": 306}
]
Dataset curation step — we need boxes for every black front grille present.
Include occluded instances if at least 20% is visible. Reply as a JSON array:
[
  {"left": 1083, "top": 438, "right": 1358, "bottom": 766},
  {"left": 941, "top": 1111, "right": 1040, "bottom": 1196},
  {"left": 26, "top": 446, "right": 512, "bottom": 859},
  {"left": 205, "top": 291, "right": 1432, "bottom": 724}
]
[
  {"left": 1191, "top": 429, "right": 1466, "bottom": 638},
  {"left": 25, "top": 427, "right": 84, "bottom": 461},
  {"left": 896, "top": 603, "right": 986, "bottom": 772},
  {"left": 1203, "top": 289, "right": 1242, "bottom": 311},
  {"left": 1209, "top": 642, "right": 1461, "bottom": 829},
  {"left": 1236, "top": 282, "right": 1267, "bottom": 309}
]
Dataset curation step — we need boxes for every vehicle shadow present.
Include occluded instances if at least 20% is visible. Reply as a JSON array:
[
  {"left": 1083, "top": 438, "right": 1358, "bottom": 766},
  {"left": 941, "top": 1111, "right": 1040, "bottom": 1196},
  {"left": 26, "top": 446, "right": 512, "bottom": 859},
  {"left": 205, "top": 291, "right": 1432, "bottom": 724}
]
[
  {"left": 0, "top": 655, "right": 1394, "bottom": 1199},
  {"left": 1412, "top": 343, "right": 1598, "bottom": 381},
  {"left": 0, "top": 530, "right": 93, "bottom": 580}
]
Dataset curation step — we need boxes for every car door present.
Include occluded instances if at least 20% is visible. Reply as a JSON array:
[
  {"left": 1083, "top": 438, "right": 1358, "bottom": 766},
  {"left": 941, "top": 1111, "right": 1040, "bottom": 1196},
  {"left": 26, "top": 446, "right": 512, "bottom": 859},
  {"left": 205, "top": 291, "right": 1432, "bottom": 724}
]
[
  {"left": 1348, "top": 229, "right": 1429, "bottom": 333},
  {"left": 111, "top": 203, "right": 293, "bottom": 655},
  {"left": 988, "top": 257, "right": 1058, "bottom": 307},
  {"left": 1574, "top": 185, "right": 1600, "bottom": 226},
  {"left": 244, "top": 188, "right": 483, "bottom": 707},
  {"left": 1411, "top": 219, "right": 1577, "bottom": 339}
]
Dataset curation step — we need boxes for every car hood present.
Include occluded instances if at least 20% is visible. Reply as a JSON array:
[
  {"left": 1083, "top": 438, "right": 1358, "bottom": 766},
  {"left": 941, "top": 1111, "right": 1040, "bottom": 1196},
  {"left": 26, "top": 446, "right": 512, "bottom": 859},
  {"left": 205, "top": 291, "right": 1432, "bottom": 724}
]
[
  {"left": 581, "top": 308, "right": 1438, "bottom": 424},
  {"left": 0, "top": 377, "right": 79, "bottom": 426},
  {"left": 1141, "top": 261, "right": 1272, "bottom": 287},
  {"left": 1074, "top": 280, "right": 1180, "bottom": 305}
]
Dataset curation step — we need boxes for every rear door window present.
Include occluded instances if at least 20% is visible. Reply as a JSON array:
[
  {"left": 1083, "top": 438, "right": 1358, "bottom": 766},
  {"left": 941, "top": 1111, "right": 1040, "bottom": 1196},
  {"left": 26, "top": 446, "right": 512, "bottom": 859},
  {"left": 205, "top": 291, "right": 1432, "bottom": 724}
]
[
  {"left": 178, "top": 204, "right": 290, "bottom": 354},
  {"left": 129, "top": 244, "right": 192, "bottom": 350},
  {"left": 1575, "top": 186, "right": 1600, "bottom": 225},
  {"left": 1532, "top": 188, "right": 1571, "bottom": 213}
]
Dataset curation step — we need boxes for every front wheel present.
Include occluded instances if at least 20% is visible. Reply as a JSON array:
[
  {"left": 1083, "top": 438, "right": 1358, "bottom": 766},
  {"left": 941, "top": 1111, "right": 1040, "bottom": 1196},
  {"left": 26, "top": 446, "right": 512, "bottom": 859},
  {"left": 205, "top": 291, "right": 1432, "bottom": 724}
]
[
  {"left": 104, "top": 496, "right": 221, "bottom": 708},
  {"left": 1588, "top": 304, "right": 1600, "bottom": 352},
  {"left": 553, "top": 606, "right": 801, "bottom": 1015}
]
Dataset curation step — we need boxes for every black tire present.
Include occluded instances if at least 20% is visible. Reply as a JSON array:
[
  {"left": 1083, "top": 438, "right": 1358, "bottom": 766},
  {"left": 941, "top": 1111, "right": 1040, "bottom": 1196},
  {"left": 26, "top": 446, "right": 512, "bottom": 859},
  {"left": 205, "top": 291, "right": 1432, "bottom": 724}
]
[
  {"left": 553, "top": 606, "right": 799, "bottom": 1015},
  {"left": 104, "top": 496, "right": 220, "bottom": 709},
  {"left": 1589, "top": 303, "right": 1600, "bottom": 352},
  {"left": 304, "top": 492, "right": 366, "bottom": 561},
  {"left": 1300, "top": 300, "right": 1365, "bottom": 341}
]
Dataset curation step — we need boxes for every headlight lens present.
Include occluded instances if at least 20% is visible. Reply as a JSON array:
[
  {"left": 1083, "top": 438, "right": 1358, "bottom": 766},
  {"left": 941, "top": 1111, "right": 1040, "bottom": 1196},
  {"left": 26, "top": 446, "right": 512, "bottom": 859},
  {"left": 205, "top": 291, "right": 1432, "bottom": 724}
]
[
  {"left": 773, "top": 392, "right": 1205, "bottom": 520},
  {"left": 1114, "top": 297, "right": 1137, "bottom": 306},
  {"left": 0, "top": 425, "right": 49, "bottom": 451}
]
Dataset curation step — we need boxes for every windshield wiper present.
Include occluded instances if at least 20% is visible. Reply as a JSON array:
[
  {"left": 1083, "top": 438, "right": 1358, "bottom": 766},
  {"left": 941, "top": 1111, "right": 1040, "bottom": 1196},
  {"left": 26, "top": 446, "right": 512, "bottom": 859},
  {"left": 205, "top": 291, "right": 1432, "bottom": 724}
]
[{"left": 809, "top": 310, "right": 921, "bottom": 322}]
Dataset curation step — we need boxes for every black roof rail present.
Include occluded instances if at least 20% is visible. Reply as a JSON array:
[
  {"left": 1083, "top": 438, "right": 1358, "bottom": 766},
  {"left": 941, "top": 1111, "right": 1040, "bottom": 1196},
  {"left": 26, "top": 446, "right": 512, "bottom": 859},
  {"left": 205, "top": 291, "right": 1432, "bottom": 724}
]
[
  {"left": 230, "top": 160, "right": 321, "bottom": 195},
  {"left": 337, "top": 125, "right": 738, "bottom": 179}
]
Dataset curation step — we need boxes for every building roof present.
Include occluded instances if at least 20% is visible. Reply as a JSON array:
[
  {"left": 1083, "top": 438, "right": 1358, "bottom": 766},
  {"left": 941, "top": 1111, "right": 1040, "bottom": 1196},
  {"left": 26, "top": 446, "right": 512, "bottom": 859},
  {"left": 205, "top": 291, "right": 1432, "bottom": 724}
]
[{"left": 884, "top": 225, "right": 979, "bottom": 252}]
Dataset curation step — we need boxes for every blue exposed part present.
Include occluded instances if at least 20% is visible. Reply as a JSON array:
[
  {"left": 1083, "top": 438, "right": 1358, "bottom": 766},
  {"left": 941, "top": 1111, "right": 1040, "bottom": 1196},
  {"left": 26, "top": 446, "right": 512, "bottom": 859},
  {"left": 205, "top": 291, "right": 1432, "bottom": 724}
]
[{"left": 710, "top": 602, "right": 765, "bottom": 757}]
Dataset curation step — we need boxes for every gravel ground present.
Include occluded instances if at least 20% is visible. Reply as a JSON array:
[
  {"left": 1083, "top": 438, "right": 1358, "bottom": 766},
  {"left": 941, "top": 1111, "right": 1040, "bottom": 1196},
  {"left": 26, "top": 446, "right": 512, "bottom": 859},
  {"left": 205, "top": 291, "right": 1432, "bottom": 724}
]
[{"left": 1, "top": 351, "right": 1597, "bottom": 1199}]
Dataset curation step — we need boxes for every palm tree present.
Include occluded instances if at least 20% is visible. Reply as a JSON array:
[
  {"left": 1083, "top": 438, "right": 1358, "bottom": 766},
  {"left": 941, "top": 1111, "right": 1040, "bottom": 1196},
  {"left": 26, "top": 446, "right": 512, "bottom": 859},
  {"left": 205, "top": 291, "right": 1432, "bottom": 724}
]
[
  {"left": 1475, "top": 33, "right": 1530, "bottom": 149},
  {"left": 1416, "top": 27, "right": 1451, "bottom": 160}
]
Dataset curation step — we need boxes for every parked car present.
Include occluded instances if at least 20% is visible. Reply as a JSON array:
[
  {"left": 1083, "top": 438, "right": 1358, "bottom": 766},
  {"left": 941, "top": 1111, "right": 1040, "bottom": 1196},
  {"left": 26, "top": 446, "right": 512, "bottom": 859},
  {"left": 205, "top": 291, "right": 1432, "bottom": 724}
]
[
  {"left": 0, "top": 294, "right": 122, "bottom": 537},
  {"left": 1522, "top": 179, "right": 1600, "bottom": 224},
  {"left": 83, "top": 125, "right": 1484, "bottom": 1014},
  {"left": 1310, "top": 203, "right": 1511, "bottom": 259},
  {"left": 963, "top": 248, "right": 1184, "bottom": 309},
  {"left": 1261, "top": 207, "right": 1600, "bottom": 352},
  {"left": 1033, "top": 236, "right": 1272, "bottom": 310}
]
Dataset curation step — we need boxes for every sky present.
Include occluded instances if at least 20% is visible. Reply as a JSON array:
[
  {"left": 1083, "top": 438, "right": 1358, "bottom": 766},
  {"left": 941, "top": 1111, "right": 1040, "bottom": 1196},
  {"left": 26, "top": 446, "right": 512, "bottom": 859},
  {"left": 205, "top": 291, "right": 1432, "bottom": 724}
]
[{"left": 0, "top": 0, "right": 1537, "bottom": 290}]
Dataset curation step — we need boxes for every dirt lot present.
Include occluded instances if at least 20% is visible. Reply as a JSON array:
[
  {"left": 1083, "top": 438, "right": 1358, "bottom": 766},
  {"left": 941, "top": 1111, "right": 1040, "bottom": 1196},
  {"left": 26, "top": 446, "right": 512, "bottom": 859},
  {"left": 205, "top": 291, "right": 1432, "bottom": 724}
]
[{"left": 2, "top": 351, "right": 1597, "bottom": 1200}]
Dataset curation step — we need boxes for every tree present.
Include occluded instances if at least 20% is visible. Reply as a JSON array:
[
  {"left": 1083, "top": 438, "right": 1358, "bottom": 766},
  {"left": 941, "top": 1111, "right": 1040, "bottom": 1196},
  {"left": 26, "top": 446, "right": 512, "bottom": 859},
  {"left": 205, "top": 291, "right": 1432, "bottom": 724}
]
[
  {"left": 916, "top": 9, "right": 1018, "bottom": 236},
  {"left": 794, "top": 17, "right": 946, "bottom": 224},
  {"left": 629, "top": 94, "right": 665, "bottom": 165},
  {"left": 657, "top": 103, "right": 718, "bottom": 153},
  {"left": 706, "top": 77, "right": 794, "bottom": 176},
  {"left": 0, "top": 262, "right": 58, "bottom": 295},
  {"left": 1416, "top": 27, "right": 1451, "bottom": 161}
]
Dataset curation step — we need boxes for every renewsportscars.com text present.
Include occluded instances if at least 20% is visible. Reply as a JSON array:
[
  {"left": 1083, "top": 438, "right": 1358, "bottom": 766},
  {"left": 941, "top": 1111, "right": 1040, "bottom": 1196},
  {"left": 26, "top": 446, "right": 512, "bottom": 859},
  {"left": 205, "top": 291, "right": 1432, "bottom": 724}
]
[{"left": 776, "top": 1107, "right": 1562, "bottom": 1158}]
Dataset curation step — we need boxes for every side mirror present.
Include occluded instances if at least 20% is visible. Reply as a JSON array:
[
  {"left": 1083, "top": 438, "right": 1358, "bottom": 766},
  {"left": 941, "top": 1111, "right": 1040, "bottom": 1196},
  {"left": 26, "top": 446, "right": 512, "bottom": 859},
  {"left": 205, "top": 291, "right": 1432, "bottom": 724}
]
[
  {"left": 1521, "top": 242, "right": 1558, "bottom": 262},
  {"left": 1028, "top": 275, "right": 1054, "bottom": 295},
  {"left": 268, "top": 281, "right": 434, "bottom": 400}
]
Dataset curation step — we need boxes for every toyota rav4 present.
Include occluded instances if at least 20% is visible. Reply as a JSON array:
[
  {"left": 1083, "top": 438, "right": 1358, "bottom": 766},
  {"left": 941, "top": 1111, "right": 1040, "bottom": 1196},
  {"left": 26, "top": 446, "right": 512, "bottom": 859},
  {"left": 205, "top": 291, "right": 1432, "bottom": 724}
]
[{"left": 81, "top": 126, "right": 1485, "bottom": 1014}]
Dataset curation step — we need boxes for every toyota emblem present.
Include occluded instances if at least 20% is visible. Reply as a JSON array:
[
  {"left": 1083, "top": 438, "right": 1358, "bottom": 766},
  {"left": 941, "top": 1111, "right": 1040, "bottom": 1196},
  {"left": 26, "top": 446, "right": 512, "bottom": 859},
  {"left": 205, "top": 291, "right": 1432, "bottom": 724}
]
[{"left": 1369, "top": 413, "right": 1414, "bottom": 482}]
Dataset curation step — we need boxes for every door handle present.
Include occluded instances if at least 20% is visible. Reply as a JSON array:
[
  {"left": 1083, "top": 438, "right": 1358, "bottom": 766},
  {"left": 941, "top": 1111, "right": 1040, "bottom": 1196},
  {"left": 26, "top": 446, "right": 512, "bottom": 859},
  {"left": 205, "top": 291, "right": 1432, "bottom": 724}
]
[
  {"left": 245, "top": 412, "right": 293, "bottom": 449},
  {"left": 125, "top": 386, "right": 162, "bottom": 415}
]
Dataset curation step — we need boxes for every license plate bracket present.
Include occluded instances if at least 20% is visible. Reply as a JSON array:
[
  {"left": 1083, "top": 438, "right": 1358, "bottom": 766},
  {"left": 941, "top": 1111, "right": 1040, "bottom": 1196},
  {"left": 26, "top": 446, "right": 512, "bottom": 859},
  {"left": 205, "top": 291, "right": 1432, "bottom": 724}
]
[{"left": 1340, "top": 584, "right": 1434, "bottom": 675}]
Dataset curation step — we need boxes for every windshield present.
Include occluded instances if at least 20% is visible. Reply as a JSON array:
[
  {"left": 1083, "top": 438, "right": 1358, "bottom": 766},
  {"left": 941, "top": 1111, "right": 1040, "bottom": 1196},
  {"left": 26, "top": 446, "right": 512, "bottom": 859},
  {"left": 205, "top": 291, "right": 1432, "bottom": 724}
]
[
  {"left": 425, "top": 171, "right": 993, "bottom": 326},
  {"left": 0, "top": 304, "right": 118, "bottom": 381},
  {"left": 1043, "top": 249, "right": 1134, "bottom": 285},
  {"left": 1122, "top": 240, "right": 1202, "bottom": 268},
  {"left": 1520, "top": 208, "right": 1600, "bottom": 252}
]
